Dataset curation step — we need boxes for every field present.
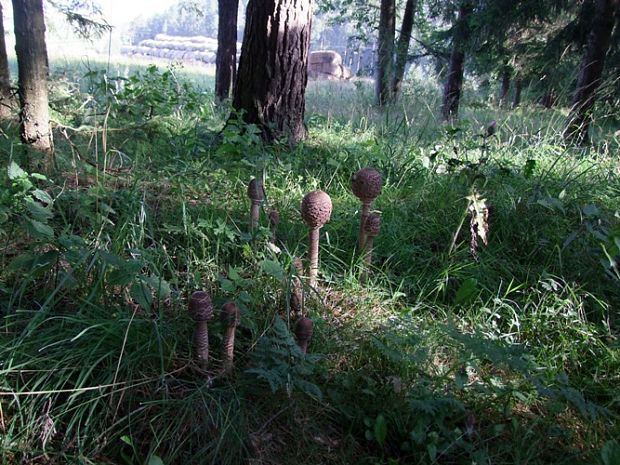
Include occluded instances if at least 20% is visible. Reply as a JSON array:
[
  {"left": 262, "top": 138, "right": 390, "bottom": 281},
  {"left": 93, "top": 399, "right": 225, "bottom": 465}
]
[{"left": 0, "top": 57, "right": 619, "bottom": 465}]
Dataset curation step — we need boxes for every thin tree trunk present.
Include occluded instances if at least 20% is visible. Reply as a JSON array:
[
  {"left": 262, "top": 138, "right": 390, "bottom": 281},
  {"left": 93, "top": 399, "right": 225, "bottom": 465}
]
[
  {"left": 563, "top": 0, "right": 618, "bottom": 145},
  {"left": 376, "top": 0, "right": 395, "bottom": 106},
  {"left": 391, "top": 0, "right": 416, "bottom": 98},
  {"left": 512, "top": 77, "right": 522, "bottom": 108},
  {"left": 12, "top": 0, "right": 54, "bottom": 163},
  {"left": 441, "top": 0, "right": 472, "bottom": 122},
  {"left": 0, "top": 1, "right": 14, "bottom": 119},
  {"left": 232, "top": 0, "right": 312, "bottom": 145},
  {"left": 499, "top": 67, "right": 510, "bottom": 107},
  {"left": 215, "top": 0, "right": 239, "bottom": 100}
]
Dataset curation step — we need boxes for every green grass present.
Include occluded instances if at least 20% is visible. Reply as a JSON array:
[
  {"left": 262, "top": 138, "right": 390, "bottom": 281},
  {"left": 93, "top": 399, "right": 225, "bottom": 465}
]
[{"left": 0, "top": 60, "right": 619, "bottom": 465}]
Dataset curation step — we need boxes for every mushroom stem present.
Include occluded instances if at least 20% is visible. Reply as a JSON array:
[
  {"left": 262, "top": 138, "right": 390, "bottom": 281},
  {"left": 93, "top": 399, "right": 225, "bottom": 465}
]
[
  {"left": 290, "top": 257, "right": 304, "bottom": 318},
  {"left": 269, "top": 209, "right": 279, "bottom": 242},
  {"left": 364, "top": 235, "right": 375, "bottom": 266},
  {"left": 308, "top": 227, "right": 320, "bottom": 288},
  {"left": 250, "top": 199, "right": 261, "bottom": 230},
  {"left": 358, "top": 201, "right": 371, "bottom": 249},
  {"left": 194, "top": 320, "right": 210, "bottom": 363},
  {"left": 295, "top": 317, "right": 313, "bottom": 354},
  {"left": 222, "top": 326, "right": 236, "bottom": 374}
]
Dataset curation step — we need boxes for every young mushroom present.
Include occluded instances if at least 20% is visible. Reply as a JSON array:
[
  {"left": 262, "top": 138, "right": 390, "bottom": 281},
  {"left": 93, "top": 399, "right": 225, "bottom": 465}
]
[
  {"left": 294, "top": 317, "right": 313, "bottom": 354},
  {"left": 300, "top": 190, "right": 332, "bottom": 288},
  {"left": 220, "top": 302, "right": 240, "bottom": 375},
  {"left": 290, "top": 256, "right": 304, "bottom": 318},
  {"left": 268, "top": 208, "right": 280, "bottom": 243},
  {"left": 351, "top": 168, "right": 383, "bottom": 249},
  {"left": 188, "top": 291, "right": 214, "bottom": 367},
  {"left": 247, "top": 178, "right": 264, "bottom": 230},
  {"left": 363, "top": 213, "right": 381, "bottom": 266}
]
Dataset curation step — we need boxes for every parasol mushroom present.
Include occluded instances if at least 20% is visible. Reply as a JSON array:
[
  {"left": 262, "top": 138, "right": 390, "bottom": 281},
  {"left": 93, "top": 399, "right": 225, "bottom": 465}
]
[
  {"left": 300, "top": 190, "right": 332, "bottom": 288},
  {"left": 247, "top": 178, "right": 264, "bottom": 230},
  {"left": 351, "top": 168, "right": 383, "bottom": 249},
  {"left": 294, "top": 317, "right": 313, "bottom": 354},
  {"left": 188, "top": 291, "right": 214, "bottom": 367},
  {"left": 220, "top": 302, "right": 240, "bottom": 375}
]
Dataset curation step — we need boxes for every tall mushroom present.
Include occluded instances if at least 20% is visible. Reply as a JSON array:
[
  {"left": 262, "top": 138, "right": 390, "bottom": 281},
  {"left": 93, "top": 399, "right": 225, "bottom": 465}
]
[
  {"left": 247, "top": 178, "right": 264, "bottom": 230},
  {"left": 220, "top": 302, "right": 240, "bottom": 375},
  {"left": 363, "top": 213, "right": 381, "bottom": 267},
  {"left": 295, "top": 317, "right": 313, "bottom": 354},
  {"left": 290, "top": 256, "right": 304, "bottom": 318},
  {"left": 351, "top": 168, "right": 383, "bottom": 249},
  {"left": 268, "top": 208, "right": 279, "bottom": 243},
  {"left": 300, "top": 190, "right": 332, "bottom": 288},
  {"left": 188, "top": 291, "right": 214, "bottom": 367}
]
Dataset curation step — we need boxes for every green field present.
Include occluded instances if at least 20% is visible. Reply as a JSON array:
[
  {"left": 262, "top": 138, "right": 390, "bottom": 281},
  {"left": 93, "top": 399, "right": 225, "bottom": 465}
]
[{"left": 0, "top": 58, "right": 619, "bottom": 465}]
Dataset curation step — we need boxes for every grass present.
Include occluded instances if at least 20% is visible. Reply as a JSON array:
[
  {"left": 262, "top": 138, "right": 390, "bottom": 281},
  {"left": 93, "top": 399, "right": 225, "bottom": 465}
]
[{"left": 0, "top": 59, "right": 619, "bottom": 465}]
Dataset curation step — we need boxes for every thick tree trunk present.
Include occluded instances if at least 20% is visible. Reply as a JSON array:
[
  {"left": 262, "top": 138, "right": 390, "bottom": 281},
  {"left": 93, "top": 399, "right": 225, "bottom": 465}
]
[
  {"left": 391, "top": 0, "right": 415, "bottom": 98},
  {"left": 0, "top": 2, "right": 14, "bottom": 119},
  {"left": 376, "top": 0, "right": 395, "bottom": 106},
  {"left": 12, "top": 0, "right": 53, "bottom": 162},
  {"left": 512, "top": 77, "right": 522, "bottom": 108},
  {"left": 563, "top": 0, "right": 618, "bottom": 145},
  {"left": 499, "top": 67, "right": 510, "bottom": 107},
  {"left": 232, "top": 0, "right": 312, "bottom": 145},
  {"left": 441, "top": 0, "right": 472, "bottom": 122},
  {"left": 215, "top": 0, "right": 239, "bottom": 100}
]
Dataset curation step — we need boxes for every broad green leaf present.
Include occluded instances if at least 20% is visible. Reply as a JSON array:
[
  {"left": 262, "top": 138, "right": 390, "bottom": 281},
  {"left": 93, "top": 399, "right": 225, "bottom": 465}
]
[
  {"left": 374, "top": 414, "right": 387, "bottom": 446},
  {"left": 27, "top": 219, "right": 54, "bottom": 239},
  {"left": 260, "top": 259, "right": 284, "bottom": 279},
  {"left": 31, "top": 189, "right": 53, "bottom": 205},
  {"left": 148, "top": 455, "right": 165, "bottom": 465},
  {"left": 7, "top": 162, "right": 26, "bottom": 180},
  {"left": 455, "top": 278, "right": 478, "bottom": 305}
]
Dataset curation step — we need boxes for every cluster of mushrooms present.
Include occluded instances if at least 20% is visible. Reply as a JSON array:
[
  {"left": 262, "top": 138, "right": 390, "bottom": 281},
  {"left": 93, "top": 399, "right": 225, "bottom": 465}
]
[{"left": 189, "top": 167, "right": 383, "bottom": 373}]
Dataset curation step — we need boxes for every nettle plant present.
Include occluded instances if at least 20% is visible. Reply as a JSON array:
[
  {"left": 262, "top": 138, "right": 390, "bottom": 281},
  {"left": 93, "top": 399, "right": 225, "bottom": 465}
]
[{"left": 0, "top": 162, "right": 54, "bottom": 242}]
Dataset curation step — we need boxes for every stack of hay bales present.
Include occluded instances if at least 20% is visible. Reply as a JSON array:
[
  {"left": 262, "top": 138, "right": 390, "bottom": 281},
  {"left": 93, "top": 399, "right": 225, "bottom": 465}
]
[
  {"left": 308, "top": 51, "right": 352, "bottom": 80},
  {"left": 120, "top": 34, "right": 241, "bottom": 65}
]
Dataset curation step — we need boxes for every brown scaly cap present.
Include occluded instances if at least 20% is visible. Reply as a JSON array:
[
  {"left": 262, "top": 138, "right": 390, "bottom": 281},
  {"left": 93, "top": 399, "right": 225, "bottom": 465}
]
[
  {"left": 188, "top": 291, "right": 213, "bottom": 321},
  {"left": 351, "top": 167, "right": 383, "bottom": 202},
  {"left": 295, "top": 317, "right": 313, "bottom": 341},
  {"left": 247, "top": 179, "right": 264, "bottom": 201},
  {"left": 364, "top": 213, "right": 381, "bottom": 237},
  {"left": 220, "top": 302, "right": 240, "bottom": 327},
  {"left": 301, "top": 190, "right": 332, "bottom": 228}
]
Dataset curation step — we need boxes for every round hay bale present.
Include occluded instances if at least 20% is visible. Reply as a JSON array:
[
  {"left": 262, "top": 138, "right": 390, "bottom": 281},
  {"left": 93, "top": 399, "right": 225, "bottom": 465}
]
[{"left": 309, "top": 50, "right": 342, "bottom": 67}]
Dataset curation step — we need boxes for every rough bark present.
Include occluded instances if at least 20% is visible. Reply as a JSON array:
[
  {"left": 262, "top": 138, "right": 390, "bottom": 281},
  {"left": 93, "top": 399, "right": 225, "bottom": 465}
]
[
  {"left": 563, "top": 0, "right": 618, "bottom": 145},
  {"left": 376, "top": 0, "right": 396, "bottom": 106},
  {"left": 512, "top": 77, "right": 522, "bottom": 109},
  {"left": 12, "top": 0, "right": 53, "bottom": 161},
  {"left": 232, "top": 0, "right": 313, "bottom": 145},
  {"left": 499, "top": 67, "right": 510, "bottom": 107},
  {"left": 215, "top": 0, "right": 239, "bottom": 100},
  {"left": 0, "top": 2, "right": 14, "bottom": 119},
  {"left": 391, "top": 0, "right": 416, "bottom": 97},
  {"left": 441, "top": 0, "right": 472, "bottom": 122}
]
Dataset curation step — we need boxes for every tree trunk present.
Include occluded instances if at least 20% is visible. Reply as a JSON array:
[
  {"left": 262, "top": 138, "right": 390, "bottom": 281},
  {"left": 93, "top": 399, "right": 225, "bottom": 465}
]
[
  {"left": 215, "top": 0, "right": 239, "bottom": 100},
  {"left": 541, "top": 89, "right": 556, "bottom": 108},
  {"left": 391, "top": 0, "right": 416, "bottom": 98},
  {"left": 441, "top": 0, "right": 472, "bottom": 122},
  {"left": 0, "top": 1, "right": 14, "bottom": 119},
  {"left": 512, "top": 77, "right": 522, "bottom": 108},
  {"left": 232, "top": 0, "right": 312, "bottom": 145},
  {"left": 499, "top": 67, "right": 510, "bottom": 107},
  {"left": 12, "top": 0, "right": 53, "bottom": 162},
  {"left": 376, "top": 0, "right": 395, "bottom": 106},
  {"left": 563, "top": 0, "right": 618, "bottom": 145}
]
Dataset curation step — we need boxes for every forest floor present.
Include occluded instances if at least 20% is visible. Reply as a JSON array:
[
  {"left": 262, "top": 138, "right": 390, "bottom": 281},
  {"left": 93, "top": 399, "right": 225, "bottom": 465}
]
[{"left": 1, "top": 59, "right": 619, "bottom": 465}]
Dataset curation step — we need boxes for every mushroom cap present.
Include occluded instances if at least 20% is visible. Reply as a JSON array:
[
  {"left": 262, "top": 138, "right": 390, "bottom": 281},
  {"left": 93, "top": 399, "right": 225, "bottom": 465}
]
[
  {"left": 220, "top": 302, "right": 240, "bottom": 327},
  {"left": 364, "top": 213, "right": 381, "bottom": 236},
  {"left": 295, "top": 317, "right": 313, "bottom": 341},
  {"left": 247, "top": 179, "right": 264, "bottom": 201},
  {"left": 351, "top": 167, "right": 383, "bottom": 202},
  {"left": 301, "top": 190, "right": 332, "bottom": 228},
  {"left": 189, "top": 291, "right": 213, "bottom": 321}
]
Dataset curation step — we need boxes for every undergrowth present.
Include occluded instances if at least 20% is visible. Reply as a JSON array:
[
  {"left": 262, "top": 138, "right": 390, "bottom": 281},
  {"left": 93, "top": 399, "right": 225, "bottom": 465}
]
[{"left": 0, "top": 63, "right": 619, "bottom": 465}]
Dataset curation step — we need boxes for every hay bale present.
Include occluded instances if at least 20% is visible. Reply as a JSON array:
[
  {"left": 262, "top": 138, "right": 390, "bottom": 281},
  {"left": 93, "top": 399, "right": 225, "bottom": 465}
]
[{"left": 309, "top": 50, "right": 342, "bottom": 66}]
